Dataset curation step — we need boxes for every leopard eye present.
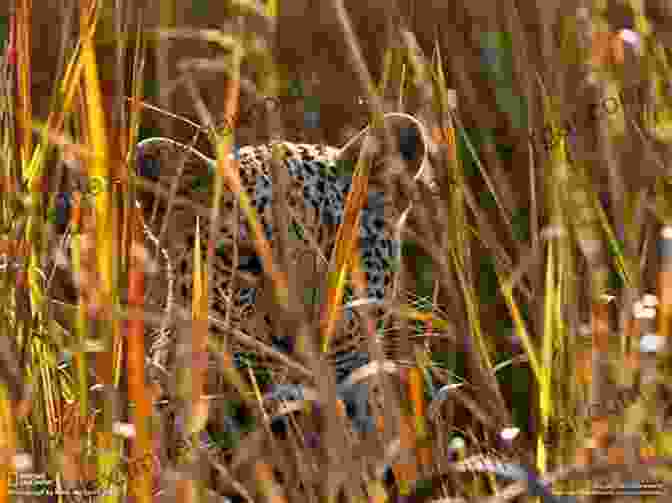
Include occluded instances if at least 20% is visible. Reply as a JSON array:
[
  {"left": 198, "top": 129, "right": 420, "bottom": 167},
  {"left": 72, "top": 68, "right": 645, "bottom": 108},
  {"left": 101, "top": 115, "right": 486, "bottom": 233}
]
[
  {"left": 237, "top": 254, "right": 263, "bottom": 274},
  {"left": 397, "top": 125, "right": 421, "bottom": 162},
  {"left": 137, "top": 153, "right": 161, "bottom": 181},
  {"left": 51, "top": 192, "right": 71, "bottom": 228}
]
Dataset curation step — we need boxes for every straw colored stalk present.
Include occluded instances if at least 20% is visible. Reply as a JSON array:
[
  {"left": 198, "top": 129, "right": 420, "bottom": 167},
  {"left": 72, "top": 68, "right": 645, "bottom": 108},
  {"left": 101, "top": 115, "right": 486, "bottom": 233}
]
[
  {"left": 414, "top": 79, "right": 459, "bottom": 471},
  {"left": 126, "top": 206, "right": 152, "bottom": 503},
  {"left": 322, "top": 0, "right": 415, "bottom": 357},
  {"left": 433, "top": 59, "right": 511, "bottom": 427},
  {"left": 14, "top": 0, "right": 32, "bottom": 173},
  {"left": 191, "top": 218, "right": 209, "bottom": 430},
  {"left": 13, "top": 0, "right": 42, "bottom": 390},
  {"left": 268, "top": 148, "right": 307, "bottom": 355},
  {"left": 0, "top": 388, "right": 16, "bottom": 503},
  {"left": 413, "top": 348, "right": 432, "bottom": 468},
  {"left": 209, "top": 46, "right": 289, "bottom": 315},
  {"left": 188, "top": 25, "right": 265, "bottom": 411},
  {"left": 322, "top": 139, "right": 373, "bottom": 353},
  {"left": 338, "top": 138, "right": 402, "bottom": 468},
  {"left": 654, "top": 227, "right": 672, "bottom": 462},
  {"left": 155, "top": 0, "right": 175, "bottom": 139},
  {"left": 262, "top": 0, "right": 307, "bottom": 353},
  {"left": 404, "top": 366, "right": 426, "bottom": 479},
  {"left": 78, "top": 2, "right": 125, "bottom": 500},
  {"left": 172, "top": 218, "right": 210, "bottom": 503},
  {"left": 535, "top": 151, "right": 565, "bottom": 476},
  {"left": 125, "top": 34, "right": 149, "bottom": 271},
  {"left": 207, "top": 32, "right": 240, "bottom": 324},
  {"left": 79, "top": 0, "right": 113, "bottom": 297},
  {"left": 96, "top": 170, "right": 122, "bottom": 480},
  {"left": 98, "top": 48, "right": 128, "bottom": 495}
]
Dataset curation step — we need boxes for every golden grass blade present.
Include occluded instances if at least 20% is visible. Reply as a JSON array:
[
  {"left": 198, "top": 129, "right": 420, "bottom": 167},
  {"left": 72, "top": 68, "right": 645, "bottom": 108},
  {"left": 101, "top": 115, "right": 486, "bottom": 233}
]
[
  {"left": 80, "top": 8, "right": 113, "bottom": 294},
  {"left": 78, "top": 2, "right": 128, "bottom": 500},
  {"left": 0, "top": 387, "right": 16, "bottom": 503},
  {"left": 322, "top": 140, "right": 372, "bottom": 353},
  {"left": 409, "top": 364, "right": 428, "bottom": 458},
  {"left": 190, "top": 218, "right": 210, "bottom": 435},
  {"left": 126, "top": 207, "right": 152, "bottom": 503},
  {"left": 413, "top": 347, "right": 432, "bottom": 468},
  {"left": 537, "top": 239, "right": 555, "bottom": 477},
  {"left": 654, "top": 227, "right": 672, "bottom": 468},
  {"left": 15, "top": 0, "right": 32, "bottom": 174},
  {"left": 209, "top": 41, "right": 289, "bottom": 312},
  {"left": 265, "top": 0, "right": 278, "bottom": 19}
]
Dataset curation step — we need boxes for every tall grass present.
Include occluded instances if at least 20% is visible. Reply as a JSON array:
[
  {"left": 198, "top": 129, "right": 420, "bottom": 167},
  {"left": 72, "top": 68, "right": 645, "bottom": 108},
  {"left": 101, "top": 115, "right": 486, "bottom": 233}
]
[{"left": 4, "top": 0, "right": 672, "bottom": 502}]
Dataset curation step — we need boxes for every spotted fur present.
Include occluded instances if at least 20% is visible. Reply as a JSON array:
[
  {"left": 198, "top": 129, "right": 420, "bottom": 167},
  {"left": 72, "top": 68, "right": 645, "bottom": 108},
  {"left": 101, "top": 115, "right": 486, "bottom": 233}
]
[
  {"left": 134, "top": 136, "right": 417, "bottom": 366},
  {"left": 133, "top": 121, "right": 435, "bottom": 435}
]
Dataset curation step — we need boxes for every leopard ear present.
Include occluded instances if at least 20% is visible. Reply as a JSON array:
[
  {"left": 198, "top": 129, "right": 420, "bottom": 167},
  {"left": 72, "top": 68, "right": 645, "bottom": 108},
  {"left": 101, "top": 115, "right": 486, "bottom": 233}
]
[{"left": 335, "top": 112, "right": 435, "bottom": 190}]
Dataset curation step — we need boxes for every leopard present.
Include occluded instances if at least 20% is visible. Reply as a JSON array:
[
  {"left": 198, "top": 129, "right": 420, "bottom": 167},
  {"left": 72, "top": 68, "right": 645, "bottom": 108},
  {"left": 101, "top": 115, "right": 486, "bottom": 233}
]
[
  {"left": 132, "top": 113, "right": 437, "bottom": 434},
  {"left": 48, "top": 113, "right": 437, "bottom": 452}
]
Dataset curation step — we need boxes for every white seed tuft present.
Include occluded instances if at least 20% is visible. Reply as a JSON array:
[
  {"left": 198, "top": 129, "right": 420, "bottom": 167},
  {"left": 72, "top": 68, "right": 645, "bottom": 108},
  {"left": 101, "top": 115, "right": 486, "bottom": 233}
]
[
  {"left": 12, "top": 453, "right": 32, "bottom": 472},
  {"left": 642, "top": 294, "right": 659, "bottom": 307},
  {"left": 640, "top": 334, "right": 665, "bottom": 353},
  {"left": 449, "top": 436, "right": 465, "bottom": 450},
  {"left": 500, "top": 427, "right": 520, "bottom": 441},
  {"left": 113, "top": 422, "right": 136, "bottom": 439}
]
